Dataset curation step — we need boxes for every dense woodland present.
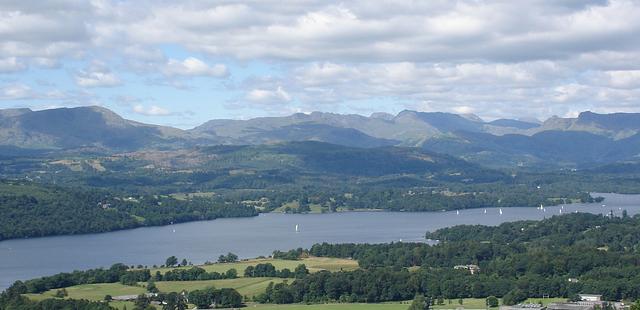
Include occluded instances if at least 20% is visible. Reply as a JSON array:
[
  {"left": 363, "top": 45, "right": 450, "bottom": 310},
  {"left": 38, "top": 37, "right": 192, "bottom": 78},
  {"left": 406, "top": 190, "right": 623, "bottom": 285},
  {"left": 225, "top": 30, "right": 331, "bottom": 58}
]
[
  {"left": 258, "top": 213, "right": 640, "bottom": 303},
  {"left": 0, "top": 180, "right": 258, "bottom": 241}
]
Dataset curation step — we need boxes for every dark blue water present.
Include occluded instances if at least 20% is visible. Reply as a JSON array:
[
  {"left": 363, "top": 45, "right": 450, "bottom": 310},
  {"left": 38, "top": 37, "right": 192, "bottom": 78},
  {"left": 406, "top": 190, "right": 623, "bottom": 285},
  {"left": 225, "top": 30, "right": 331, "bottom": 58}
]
[{"left": 1, "top": 193, "right": 638, "bottom": 289}]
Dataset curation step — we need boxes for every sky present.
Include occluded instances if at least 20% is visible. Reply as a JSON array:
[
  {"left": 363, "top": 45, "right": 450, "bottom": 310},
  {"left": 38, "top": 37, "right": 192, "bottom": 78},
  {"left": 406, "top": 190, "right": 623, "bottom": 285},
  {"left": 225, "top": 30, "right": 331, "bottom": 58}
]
[{"left": 1, "top": 0, "right": 640, "bottom": 129}]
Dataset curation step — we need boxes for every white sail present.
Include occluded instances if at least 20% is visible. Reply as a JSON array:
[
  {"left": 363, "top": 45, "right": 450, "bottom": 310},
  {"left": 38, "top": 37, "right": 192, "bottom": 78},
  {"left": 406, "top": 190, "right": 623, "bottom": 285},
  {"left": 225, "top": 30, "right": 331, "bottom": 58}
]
[
  {"left": 499, "top": 208, "right": 503, "bottom": 215},
  {"left": 295, "top": 224, "right": 299, "bottom": 232},
  {"left": 456, "top": 210, "right": 460, "bottom": 215},
  {"left": 484, "top": 209, "right": 487, "bottom": 214}
]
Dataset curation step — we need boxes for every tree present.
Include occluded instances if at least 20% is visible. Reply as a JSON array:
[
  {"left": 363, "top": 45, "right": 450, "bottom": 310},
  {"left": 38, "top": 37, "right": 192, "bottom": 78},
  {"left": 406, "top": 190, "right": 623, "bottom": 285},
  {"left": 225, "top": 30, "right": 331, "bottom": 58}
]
[
  {"left": 244, "top": 266, "right": 255, "bottom": 277},
  {"left": 163, "top": 292, "right": 187, "bottom": 310},
  {"left": 214, "top": 288, "right": 243, "bottom": 308},
  {"left": 225, "top": 268, "right": 238, "bottom": 279},
  {"left": 54, "top": 288, "right": 68, "bottom": 298},
  {"left": 226, "top": 252, "right": 238, "bottom": 262},
  {"left": 271, "top": 283, "right": 294, "bottom": 304},
  {"left": 188, "top": 287, "right": 215, "bottom": 309},
  {"left": 165, "top": 256, "right": 178, "bottom": 267},
  {"left": 486, "top": 296, "right": 499, "bottom": 308},
  {"left": 218, "top": 252, "right": 239, "bottom": 263},
  {"left": 147, "top": 280, "right": 158, "bottom": 293},
  {"left": 180, "top": 259, "right": 188, "bottom": 267},
  {"left": 134, "top": 294, "right": 151, "bottom": 310},
  {"left": 503, "top": 289, "right": 527, "bottom": 306},
  {"left": 104, "top": 295, "right": 113, "bottom": 301},
  {"left": 630, "top": 300, "right": 640, "bottom": 310},
  {"left": 294, "top": 264, "right": 309, "bottom": 278},
  {"left": 408, "top": 295, "right": 429, "bottom": 310}
]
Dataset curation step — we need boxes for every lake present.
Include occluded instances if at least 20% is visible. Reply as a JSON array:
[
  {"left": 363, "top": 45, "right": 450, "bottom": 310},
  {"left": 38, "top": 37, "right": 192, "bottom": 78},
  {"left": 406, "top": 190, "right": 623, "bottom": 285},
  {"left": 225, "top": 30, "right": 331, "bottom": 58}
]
[{"left": 1, "top": 193, "right": 639, "bottom": 290}]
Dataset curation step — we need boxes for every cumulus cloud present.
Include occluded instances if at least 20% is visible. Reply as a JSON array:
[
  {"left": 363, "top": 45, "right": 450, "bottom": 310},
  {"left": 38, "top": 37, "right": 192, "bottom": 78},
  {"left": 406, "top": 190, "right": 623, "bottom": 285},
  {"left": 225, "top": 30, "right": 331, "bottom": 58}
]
[
  {"left": 132, "top": 104, "right": 171, "bottom": 116},
  {"left": 162, "top": 57, "right": 228, "bottom": 77},
  {"left": 246, "top": 86, "right": 291, "bottom": 104},
  {"left": 601, "top": 70, "right": 640, "bottom": 89},
  {"left": 0, "top": 57, "right": 26, "bottom": 73},
  {"left": 0, "top": 83, "right": 33, "bottom": 99},
  {"left": 1, "top": 0, "right": 640, "bottom": 120},
  {"left": 75, "top": 64, "right": 121, "bottom": 87},
  {"left": 115, "top": 0, "right": 640, "bottom": 63}
]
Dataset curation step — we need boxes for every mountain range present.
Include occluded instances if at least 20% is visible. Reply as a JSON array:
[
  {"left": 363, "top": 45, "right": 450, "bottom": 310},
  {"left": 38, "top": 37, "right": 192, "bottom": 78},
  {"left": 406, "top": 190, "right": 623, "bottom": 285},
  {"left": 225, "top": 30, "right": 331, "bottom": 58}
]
[{"left": 1, "top": 106, "right": 639, "bottom": 168}]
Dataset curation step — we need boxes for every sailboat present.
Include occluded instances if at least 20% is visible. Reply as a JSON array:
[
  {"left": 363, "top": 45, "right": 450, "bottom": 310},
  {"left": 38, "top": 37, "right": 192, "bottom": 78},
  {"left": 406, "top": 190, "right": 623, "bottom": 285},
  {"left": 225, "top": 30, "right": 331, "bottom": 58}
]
[
  {"left": 295, "top": 224, "right": 299, "bottom": 233},
  {"left": 499, "top": 208, "right": 503, "bottom": 215},
  {"left": 484, "top": 209, "right": 487, "bottom": 214},
  {"left": 456, "top": 210, "right": 460, "bottom": 215}
]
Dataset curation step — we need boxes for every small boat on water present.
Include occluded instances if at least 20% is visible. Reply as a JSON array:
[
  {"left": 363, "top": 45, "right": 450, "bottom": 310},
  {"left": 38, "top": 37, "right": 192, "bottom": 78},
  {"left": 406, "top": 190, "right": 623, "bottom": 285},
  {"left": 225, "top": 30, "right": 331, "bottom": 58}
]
[
  {"left": 295, "top": 224, "right": 299, "bottom": 233},
  {"left": 499, "top": 208, "right": 503, "bottom": 215}
]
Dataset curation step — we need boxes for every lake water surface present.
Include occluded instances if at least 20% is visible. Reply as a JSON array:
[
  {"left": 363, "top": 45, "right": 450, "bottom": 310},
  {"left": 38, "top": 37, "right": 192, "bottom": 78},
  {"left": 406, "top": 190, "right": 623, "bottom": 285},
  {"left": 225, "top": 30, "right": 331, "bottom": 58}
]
[{"left": 1, "top": 193, "right": 639, "bottom": 289}]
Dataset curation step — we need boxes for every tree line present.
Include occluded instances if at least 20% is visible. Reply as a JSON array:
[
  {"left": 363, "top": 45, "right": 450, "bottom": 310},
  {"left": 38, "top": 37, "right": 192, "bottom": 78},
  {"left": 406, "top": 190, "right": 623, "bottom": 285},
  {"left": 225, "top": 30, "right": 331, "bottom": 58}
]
[
  {"left": 258, "top": 213, "right": 640, "bottom": 303},
  {"left": 0, "top": 180, "right": 258, "bottom": 241}
]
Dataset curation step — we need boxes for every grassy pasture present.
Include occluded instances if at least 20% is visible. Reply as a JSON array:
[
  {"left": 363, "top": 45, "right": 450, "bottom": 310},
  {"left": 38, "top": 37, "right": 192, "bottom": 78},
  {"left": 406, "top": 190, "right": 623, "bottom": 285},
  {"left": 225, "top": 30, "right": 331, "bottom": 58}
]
[
  {"left": 153, "top": 277, "right": 285, "bottom": 297},
  {"left": 249, "top": 303, "right": 409, "bottom": 310},
  {"left": 24, "top": 283, "right": 145, "bottom": 301},
  {"left": 24, "top": 278, "right": 284, "bottom": 302},
  {"left": 151, "top": 257, "right": 359, "bottom": 275}
]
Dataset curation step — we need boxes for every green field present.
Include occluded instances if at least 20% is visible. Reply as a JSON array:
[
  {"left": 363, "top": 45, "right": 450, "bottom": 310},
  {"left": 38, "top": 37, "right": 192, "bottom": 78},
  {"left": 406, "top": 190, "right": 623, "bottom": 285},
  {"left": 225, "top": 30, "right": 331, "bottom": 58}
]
[
  {"left": 250, "top": 303, "right": 410, "bottom": 310},
  {"left": 169, "top": 192, "right": 216, "bottom": 200},
  {"left": 24, "top": 283, "right": 145, "bottom": 301},
  {"left": 151, "top": 257, "right": 359, "bottom": 275},
  {"left": 429, "top": 297, "right": 567, "bottom": 309},
  {"left": 524, "top": 297, "right": 567, "bottom": 305},
  {"left": 432, "top": 298, "right": 487, "bottom": 309},
  {"left": 154, "top": 277, "right": 285, "bottom": 297},
  {"left": 272, "top": 201, "right": 326, "bottom": 214},
  {"left": 24, "top": 257, "right": 358, "bottom": 306},
  {"left": 24, "top": 278, "right": 285, "bottom": 303}
]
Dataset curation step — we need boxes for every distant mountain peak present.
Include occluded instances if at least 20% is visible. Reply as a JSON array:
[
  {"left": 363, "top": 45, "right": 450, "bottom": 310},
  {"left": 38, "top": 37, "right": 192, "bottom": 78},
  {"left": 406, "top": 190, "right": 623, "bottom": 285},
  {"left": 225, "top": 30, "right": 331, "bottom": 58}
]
[
  {"left": 0, "top": 107, "right": 32, "bottom": 118},
  {"left": 488, "top": 119, "right": 540, "bottom": 130},
  {"left": 370, "top": 112, "right": 394, "bottom": 120},
  {"left": 576, "top": 110, "right": 640, "bottom": 133},
  {"left": 2, "top": 106, "right": 639, "bottom": 169},
  {"left": 460, "top": 113, "right": 484, "bottom": 122}
]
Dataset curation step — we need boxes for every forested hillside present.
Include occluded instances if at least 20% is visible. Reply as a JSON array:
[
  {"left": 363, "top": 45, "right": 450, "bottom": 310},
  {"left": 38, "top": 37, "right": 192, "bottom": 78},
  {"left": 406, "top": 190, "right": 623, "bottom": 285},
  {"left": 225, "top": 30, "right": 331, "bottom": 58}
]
[
  {"left": 0, "top": 180, "right": 257, "bottom": 241},
  {"left": 0, "top": 140, "right": 626, "bottom": 240}
]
